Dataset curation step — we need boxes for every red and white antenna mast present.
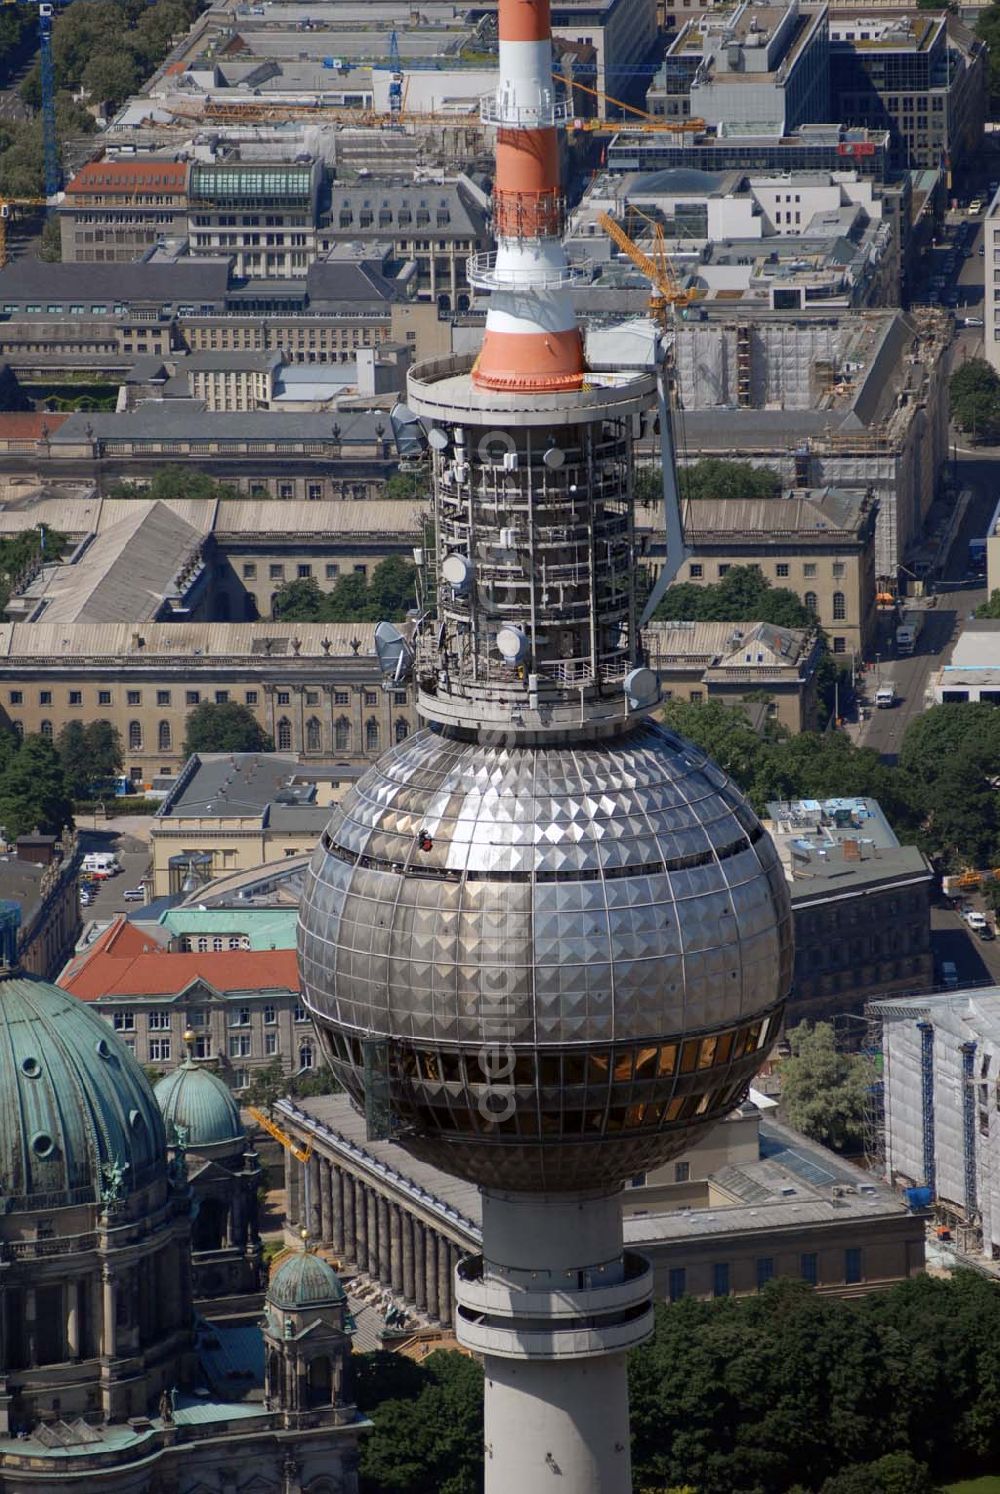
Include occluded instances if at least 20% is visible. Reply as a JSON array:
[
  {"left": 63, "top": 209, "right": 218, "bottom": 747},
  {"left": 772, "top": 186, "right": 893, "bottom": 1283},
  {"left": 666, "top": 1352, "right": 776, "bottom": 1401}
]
[{"left": 471, "top": 0, "right": 585, "bottom": 392}]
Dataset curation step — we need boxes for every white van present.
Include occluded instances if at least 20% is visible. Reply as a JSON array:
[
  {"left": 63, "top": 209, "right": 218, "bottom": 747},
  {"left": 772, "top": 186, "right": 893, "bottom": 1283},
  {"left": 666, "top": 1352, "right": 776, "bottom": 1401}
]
[{"left": 82, "top": 852, "right": 120, "bottom": 878}]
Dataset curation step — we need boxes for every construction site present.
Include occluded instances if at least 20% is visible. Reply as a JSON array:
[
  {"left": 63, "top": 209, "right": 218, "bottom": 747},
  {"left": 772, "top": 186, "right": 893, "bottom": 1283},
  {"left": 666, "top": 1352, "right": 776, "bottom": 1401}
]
[{"left": 874, "top": 989, "right": 1000, "bottom": 1269}]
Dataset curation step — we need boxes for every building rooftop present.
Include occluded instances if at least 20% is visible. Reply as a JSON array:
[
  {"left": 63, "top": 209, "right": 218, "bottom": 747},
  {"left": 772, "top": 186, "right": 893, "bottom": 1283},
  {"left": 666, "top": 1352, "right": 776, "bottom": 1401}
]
[
  {"left": 281, "top": 1093, "right": 914, "bottom": 1250},
  {"left": 48, "top": 405, "right": 394, "bottom": 446},
  {"left": 59, "top": 914, "right": 300, "bottom": 1001},
  {"left": 20, "top": 500, "right": 205, "bottom": 625},
  {"left": 680, "top": 488, "right": 870, "bottom": 539},
  {"left": 940, "top": 619, "right": 1000, "bottom": 671},
  {"left": 157, "top": 905, "right": 298, "bottom": 949},
  {"left": 764, "top": 796, "right": 932, "bottom": 900},
  {"left": 0, "top": 259, "right": 232, "bottom": 305},
  {"left": 159, "top": 752, "right": 316, "bottom": 819},
  {"left": 0, "top": 620, "right": 380, "bottom": 662},
  {"left": 65, "top": 157, "right": 189, "bottom": 195},
  {"left": 647, "top": 619, "right": 813, "bottom": 672}
]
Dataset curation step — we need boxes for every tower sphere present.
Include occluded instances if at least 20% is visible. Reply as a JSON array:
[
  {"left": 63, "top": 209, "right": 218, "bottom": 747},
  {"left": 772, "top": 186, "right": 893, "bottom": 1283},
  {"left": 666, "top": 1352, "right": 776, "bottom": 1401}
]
[{"left": 298, "top": 720, "right": 792, "bottom": 1192}]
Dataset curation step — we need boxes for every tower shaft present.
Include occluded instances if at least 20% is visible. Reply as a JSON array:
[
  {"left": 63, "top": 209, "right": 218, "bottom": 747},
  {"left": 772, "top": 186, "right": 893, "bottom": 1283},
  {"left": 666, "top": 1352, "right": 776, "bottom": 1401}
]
[{"left": 456, "top": 1191, "right": 649, "bottom": 1493}]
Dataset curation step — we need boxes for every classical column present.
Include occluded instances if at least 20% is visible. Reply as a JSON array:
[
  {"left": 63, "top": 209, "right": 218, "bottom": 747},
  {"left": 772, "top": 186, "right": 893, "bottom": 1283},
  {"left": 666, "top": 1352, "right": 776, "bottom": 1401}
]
[
  {"left": 344, "top": 1174, "right": 357, "bottom": 1263},
  {"left": 307, "top": 1156, "right": 322, "bottom": 1243},
  {"left": 320, "top": 1161, "right": 334, "bottom": 1246},
  {"left": 390, "top": 1205, "right": 404, "bottom": 1294},
  {"left": 66, "top": 1280, "right": 80, "bottom": 1360},
  {"left": 413, "top": 1221, "right": 427, "bottom": 1311},
  {"left": 354, "top": 1179, "right": 368, "bottom": 1268},
  {"left": 332, "top": 1169, "right": 346, "bottom": 1256},
  {"left": 425, "top": 1231, "right": 439, "bottom": 1320},
  {"left": 101, "top": 1269, "right": 116, "bottom": 1358},
  {"left": 366, "top": 1190, "right": 379, "bottom": 1279},
  {"left": 287, "top": 1151, "right": 301, "bottom": 1226},
  {"left": 438, "top": 1240, "right": 452, "bottom": 1328},
  {"left": 377, "top": 1195, "right": 391, "bottom": 1285},
  {"left": 24, "top": 1287, "right": 36, "bottom": 1368},
  {"left": 402, "top": 1212, "right": 415, "bottom": 1303}
]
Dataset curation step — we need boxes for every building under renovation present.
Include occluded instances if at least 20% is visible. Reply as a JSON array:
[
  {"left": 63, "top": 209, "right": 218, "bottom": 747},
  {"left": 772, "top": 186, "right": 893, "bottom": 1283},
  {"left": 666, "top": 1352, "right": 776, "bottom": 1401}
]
[
  {"left": 668, "top": 307, "right": 950, "bottom": 582},
  {"left": 876, "top": 989, "right": 1000, "bottom": 1261}
]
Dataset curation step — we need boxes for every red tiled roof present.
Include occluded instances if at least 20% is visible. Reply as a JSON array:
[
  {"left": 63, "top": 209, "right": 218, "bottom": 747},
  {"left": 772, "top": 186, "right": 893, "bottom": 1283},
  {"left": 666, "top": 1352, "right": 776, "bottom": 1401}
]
[
  {"left": 59, "top": 915, "right": 300, "bottom": 1001},
  {"left": 0, "top": 413, "right": 68, "bottom": 440},
  {"left": 66, "top": 159, "right": 188, "bottom": 196}
]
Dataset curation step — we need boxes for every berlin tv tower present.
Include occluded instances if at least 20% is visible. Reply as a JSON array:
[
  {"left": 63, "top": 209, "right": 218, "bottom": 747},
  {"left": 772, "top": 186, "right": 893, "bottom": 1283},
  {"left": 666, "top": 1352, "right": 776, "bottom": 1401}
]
[{"left": 299, "top": 1, "right": 793, "bottom": 1486}]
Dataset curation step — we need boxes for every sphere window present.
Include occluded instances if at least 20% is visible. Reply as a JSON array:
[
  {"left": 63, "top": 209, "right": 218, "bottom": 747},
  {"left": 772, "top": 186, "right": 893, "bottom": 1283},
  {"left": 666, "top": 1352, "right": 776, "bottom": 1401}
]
[
  {"left": 31, "top": 1132, "right": 55, "bottom": 1158},
  {"left": 20, "top": 1056, "right": 41, "bottom": 1078},
  {"left": 95, "top": 1037, "right": 113, "bottom": 1060}
]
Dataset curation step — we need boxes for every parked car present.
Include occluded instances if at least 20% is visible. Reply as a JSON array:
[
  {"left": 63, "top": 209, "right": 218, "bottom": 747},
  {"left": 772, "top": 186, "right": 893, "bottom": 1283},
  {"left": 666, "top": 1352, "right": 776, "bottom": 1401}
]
[
  {"left": 965, "top": 910, "right": 989, "bottom": 932},
  {"left": 122, "top": 887, "right": 145, "bottom": 903},
  {"left": 978, "top": 923, "right": 996, "bottom": 941}
]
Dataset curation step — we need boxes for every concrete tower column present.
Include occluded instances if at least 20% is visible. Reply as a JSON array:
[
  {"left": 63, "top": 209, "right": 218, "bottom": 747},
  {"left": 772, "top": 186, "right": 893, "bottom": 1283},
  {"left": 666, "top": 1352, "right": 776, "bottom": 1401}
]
[
  {"left": 424, "top": 1230, "right": 439, "bottom": 1320},
  {"left": 390, "top": 1205, "right": 404, "bottom": 1294},
  {"left": 402, "top": 1212, "right": 416, "bottom": 1302},
  {"left": 455, "top": 1190, "right": 653, "bottom": 1494}
]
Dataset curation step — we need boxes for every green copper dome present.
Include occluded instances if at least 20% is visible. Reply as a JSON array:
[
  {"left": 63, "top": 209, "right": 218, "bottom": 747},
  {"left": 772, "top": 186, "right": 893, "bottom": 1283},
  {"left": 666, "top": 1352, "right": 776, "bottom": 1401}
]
[
  {"left": 0, "top": 973, "right": 167, "bottom": 1210},
  {"left": 268, "top": 1248, "right": 345, "bottom": 1309},
  {"left": 154, "top": 1056, "right": 244, "bottom": 1150}
]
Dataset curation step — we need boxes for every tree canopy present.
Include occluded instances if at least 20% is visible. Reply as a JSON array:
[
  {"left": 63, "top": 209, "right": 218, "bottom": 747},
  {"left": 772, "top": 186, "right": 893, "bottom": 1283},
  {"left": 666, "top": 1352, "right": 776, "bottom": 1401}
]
[
  {"left": 949, "top": 358, "right": 1000, "bottom": 442},
  {"left": 358, "top": 1349, "right": 483, "bottom": 1494},
  {"left": 107, "top": 468, "right": 241, "bottom": 502},
  {"left": 778, "top": 1022, "right": 872, "bottom": 1152},
  {"left": 183, "top": 701, "right": 272, "bottom": 756},
  {"left": 0, "top": 734, "right": 74, "bottom": 839},
  {"left": 976, "top": 589, "right": 1000, "bottom": 619},
  {"left": 0, "top": 526, "right": 65, "bottom": 620},
  {"left": 272, "top": 557, "right": 417, "bottom": 623},
  {"left": 56, "top": 720, "right": 123, "bottom": 797},
  {"left": 977, "top": 3, "right": 1000, "bottom": 106},
  {"left": 635, "top": 459, "right": 782, "bottom": 509},
  {"left": 654, "top": 564, "right": 816, "bottom": 629}
]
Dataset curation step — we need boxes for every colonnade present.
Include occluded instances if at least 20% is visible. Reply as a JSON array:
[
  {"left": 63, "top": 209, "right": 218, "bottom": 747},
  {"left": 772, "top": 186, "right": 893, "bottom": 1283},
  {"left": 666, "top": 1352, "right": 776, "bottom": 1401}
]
[{"left": 286, "top": 1150, "right": 469, "bottom": 1328}]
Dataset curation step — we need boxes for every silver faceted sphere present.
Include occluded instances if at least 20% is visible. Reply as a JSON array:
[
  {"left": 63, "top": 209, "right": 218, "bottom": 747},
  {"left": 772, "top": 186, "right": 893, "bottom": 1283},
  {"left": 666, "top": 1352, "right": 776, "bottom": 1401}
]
[{"left": 298, "top": 722, "right": 793, "bottom": 1191}]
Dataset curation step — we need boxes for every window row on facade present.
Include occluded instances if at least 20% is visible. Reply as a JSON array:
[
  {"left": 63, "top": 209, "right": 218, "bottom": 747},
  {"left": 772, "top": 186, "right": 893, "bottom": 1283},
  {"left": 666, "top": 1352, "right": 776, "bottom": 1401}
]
[{"left": 666, "top": 1246, "right": 865, "bottom": 1301}]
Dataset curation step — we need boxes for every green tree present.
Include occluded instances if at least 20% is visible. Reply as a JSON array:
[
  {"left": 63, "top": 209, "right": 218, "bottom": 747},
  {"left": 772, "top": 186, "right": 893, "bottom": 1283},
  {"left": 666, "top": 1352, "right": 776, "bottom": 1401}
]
[
  {"left": 80, "top": 50, "right": 140, "bottom": 106},
  {"left": 820, "top": 1453, "right": 934, "bottom": 1494},
  {"left": 84, "top": 720, "right": 124, "bottom": 781},
  {"left": 55, "top": 721, "right": 90, "bottom": 798},
  {"left": 949, "top": 358, "right": 1000, "bottom": 442},
  {"left": 779, "top": 1022, "right": 871, "bottom": 1152},
  {"left": 183, "top": 701, "right": 272, "bottom": 755},
  {"left": 898, "top": 703, "right": 1000, "bottom": 865},
  {"left": 653, "top": 564, "right": 814, "bottom": 629},
  {"left": 37, "top": 216, "right": 62, "bottom": 263},
  {"left": 107, "top": 468, "right": 240, "bottom": 501},
  {"left": 243, "top": 1059, "right": 287, "bottom": 1114},
  {"left": 271, "top": 577, "right": 326, "bottom": 621},
  {"left": 679, "top": 458, "right": 781, "bottom": 504},
  {"left": 0, "top": 734, "right": 73, "bottom": 838},
  {"left": 662, "top": 698, "right": 776, "bottom": 785},
  {"left": 359, "top": 1349, "right": 483, "bottom": 1494},
  {"left": 383, "top": 471, "right": 430, "bottom": 503},
  {"left": 977, "top": 589, "right": 1000, "bottom": 618}
]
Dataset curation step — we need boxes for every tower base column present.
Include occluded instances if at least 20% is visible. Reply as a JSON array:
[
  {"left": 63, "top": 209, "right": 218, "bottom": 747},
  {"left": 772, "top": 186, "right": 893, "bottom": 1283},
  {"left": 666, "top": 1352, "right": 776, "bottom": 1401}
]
[{"left": 455, "top": 1189, "right": 653, "bottom": 1494}]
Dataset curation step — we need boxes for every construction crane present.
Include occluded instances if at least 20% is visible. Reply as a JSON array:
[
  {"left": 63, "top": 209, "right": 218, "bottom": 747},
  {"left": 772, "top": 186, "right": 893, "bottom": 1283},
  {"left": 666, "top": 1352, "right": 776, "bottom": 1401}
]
[
  {"left": 247, "top": 1105, "right": 314, "bottom": 1164},
  {"left": 597, "top": 208, "right": 696, "bottom": 325},
  {"left": 387, "top": 29, "right": 404, "bottom": 121},
  {"left": 557, "top": 73, "right": 703, "bottom": 134},
  {"left": 0, "top": 197, "right": 48, "bottom": 268},
  {"left": 1, "top": 1, "right": 61, "bottom": 192},
  {"left": 595, "top": 208, "right": 691, "bottom": 622}
]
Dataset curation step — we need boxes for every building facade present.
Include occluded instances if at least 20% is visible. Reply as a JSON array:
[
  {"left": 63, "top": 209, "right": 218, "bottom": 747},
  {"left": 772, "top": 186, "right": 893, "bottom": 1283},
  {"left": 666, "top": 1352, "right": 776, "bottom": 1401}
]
[
  {"left": 59, "top": 916, "right": 313, "bottom": 1092},
  {"left": 648, "top": 619, "right": 822, "bottom": 731},
  {"left": 670, "top": 488, "right": 878, "bottom": 657},
  {"left": 58, "top": 157, "right": 190, "bottom": 262},
  {"left": 0, "top": 622, "right": 417, "bottom": 782}
]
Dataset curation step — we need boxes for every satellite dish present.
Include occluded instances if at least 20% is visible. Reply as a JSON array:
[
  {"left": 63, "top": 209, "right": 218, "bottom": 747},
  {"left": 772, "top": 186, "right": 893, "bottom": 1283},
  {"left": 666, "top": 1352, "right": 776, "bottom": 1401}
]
[
  {"left": 375, "top": 620, "right": 414, "bottom": 682},
  {"left": 442, "top": 552, "right": 473, "bottom": 594},
  {"left": 543, "top": 446, "right": 565, "bottom": 469},
  {"left": 427, "top": 426, "right": 450, "bottom": 451},
  {"left": 624, "top": 667, "right": 659, "bottom": 710},
  {"left": 497, "top": 626, "right": 529, "bottom": 664}
]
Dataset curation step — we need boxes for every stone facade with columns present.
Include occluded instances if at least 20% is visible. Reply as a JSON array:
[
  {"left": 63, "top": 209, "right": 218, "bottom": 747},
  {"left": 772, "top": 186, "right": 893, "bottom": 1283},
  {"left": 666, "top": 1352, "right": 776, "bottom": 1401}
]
[{"left": 281, "top": 1102, "right": 472, "bottom": 1332}]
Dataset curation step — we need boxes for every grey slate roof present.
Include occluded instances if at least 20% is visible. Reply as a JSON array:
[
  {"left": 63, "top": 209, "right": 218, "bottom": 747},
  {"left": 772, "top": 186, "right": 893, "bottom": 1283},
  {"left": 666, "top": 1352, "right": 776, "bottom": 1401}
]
[
  {"left": 50, "top": 406, "right": 389, "bottom": 445},
  {"left": 0, "top": 259, "right": 231, "bottom": 307},
  {"left": 160, "top": 753, "right": 312, "bottom": 819}
]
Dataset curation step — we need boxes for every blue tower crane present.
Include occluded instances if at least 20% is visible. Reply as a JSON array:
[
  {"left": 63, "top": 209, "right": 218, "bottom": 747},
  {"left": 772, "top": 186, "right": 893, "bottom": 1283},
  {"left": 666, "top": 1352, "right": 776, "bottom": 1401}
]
[{"left": 387, "top": 29, "right": 403, "bottom": 120}]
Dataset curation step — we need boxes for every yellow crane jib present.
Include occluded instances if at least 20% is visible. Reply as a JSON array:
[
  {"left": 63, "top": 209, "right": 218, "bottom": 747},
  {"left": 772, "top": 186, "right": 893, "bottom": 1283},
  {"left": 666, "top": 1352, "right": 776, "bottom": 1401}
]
[{"left": 247, "top": 1105, "right": 314, "bottom": 1164}]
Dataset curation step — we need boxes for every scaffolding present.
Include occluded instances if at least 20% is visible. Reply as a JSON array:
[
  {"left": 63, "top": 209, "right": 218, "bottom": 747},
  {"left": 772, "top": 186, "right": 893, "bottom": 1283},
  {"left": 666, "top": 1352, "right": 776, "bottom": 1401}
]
[{"left": 918, "top": 1020, "right": 936, "bottom": 1196}]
